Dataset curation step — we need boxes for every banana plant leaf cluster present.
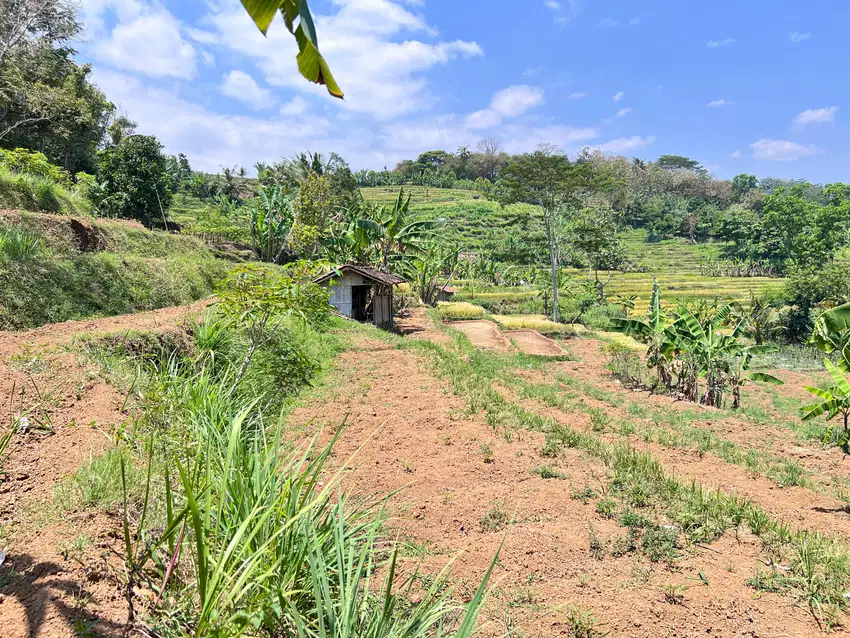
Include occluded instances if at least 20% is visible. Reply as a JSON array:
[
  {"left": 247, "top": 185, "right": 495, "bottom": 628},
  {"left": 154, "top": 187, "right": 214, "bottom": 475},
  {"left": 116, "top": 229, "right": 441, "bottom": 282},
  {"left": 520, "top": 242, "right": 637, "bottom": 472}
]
[
  {"left": 323, "top": 188, "right": 441, "bottom": 275},
  {"left": 801, "top": 302, "right": 850, "bottom": 451},
  {"left": 612, "top": 281, "right": 783, "bottom": 408},
  {"left": 240, "top": 0, "right": 343, "bottom": 98},
  {"left": 250, "top": 185, "right": 295, "bottom": 263}
]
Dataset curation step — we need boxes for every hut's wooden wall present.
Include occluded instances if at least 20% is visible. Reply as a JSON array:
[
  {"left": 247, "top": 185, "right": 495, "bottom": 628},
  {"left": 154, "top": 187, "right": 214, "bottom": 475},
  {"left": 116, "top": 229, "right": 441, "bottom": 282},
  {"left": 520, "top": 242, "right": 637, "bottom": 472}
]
[{"left": 326, "top": 272, "right": 366, "bottom": 317}]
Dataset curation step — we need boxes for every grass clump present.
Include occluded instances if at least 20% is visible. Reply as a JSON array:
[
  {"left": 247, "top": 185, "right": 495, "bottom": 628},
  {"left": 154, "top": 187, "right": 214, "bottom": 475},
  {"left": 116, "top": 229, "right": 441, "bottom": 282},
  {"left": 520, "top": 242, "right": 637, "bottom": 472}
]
[{"left": 437, "top": 301, "right": 485, "bottom": 320}]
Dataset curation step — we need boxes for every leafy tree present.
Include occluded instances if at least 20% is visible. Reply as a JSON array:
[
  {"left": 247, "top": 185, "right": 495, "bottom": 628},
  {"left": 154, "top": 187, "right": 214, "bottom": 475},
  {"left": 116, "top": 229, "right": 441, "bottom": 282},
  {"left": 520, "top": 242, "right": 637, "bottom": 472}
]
[
  {"left": 656, "top": 154, "right": 705, "bottom": 174},
  {"left": 98, "top": 135, "right": 172, "bottom": 227},
  {"left": 498, "top": 146, "right": 588, "bottom": 322},
  {"left": 731, "top": 173, "right": 758, "bottom": 199},
  {"left": 567, "top": 199, "right": 627, "bottom": 302},
  {"left": 106, "top": 114, "right": 137, "bottom": 146}
]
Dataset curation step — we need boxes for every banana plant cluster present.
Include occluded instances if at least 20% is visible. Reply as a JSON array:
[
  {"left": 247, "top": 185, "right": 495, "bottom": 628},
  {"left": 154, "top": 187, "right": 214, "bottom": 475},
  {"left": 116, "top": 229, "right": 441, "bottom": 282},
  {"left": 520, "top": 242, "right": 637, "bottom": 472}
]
[
  {"left": 612, "top": 281, "right": 782, "bottom": 408},
  {"left": 250, "top": 185, "right": 295, "bottom": 263},
  {"left": 801, "top": 302, "right": 850, "bottom": 451},
  {"left": 323, "top": 189, "right": 438, "bottom": 272}
]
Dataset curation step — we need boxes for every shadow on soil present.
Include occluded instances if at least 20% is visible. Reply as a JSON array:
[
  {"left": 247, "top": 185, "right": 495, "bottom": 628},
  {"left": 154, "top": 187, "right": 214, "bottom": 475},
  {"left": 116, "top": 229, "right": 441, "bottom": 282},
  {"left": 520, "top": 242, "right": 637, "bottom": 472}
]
[{"left": 0, "top": 553, "right": 125, "bottom": 638}]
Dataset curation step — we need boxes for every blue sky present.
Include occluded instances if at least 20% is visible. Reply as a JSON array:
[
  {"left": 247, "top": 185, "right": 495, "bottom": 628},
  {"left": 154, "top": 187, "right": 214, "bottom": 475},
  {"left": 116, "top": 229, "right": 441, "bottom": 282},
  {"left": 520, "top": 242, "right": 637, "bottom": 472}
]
[{"left": 77, "top": 0, "right": 849, "bottom": 181}]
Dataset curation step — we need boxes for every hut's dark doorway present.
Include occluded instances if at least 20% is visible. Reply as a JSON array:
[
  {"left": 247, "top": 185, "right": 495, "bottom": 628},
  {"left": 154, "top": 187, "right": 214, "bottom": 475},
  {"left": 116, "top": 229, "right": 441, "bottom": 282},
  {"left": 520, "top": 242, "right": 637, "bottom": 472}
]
[{"left": 351, "top": 285, "right": 373, "bottom": 322}]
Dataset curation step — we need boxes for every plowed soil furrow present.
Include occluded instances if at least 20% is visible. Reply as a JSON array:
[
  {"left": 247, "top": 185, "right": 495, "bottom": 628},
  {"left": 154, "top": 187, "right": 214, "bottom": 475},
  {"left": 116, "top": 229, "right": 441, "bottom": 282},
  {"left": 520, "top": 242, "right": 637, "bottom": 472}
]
[{"left": 288, "top": 319, "right": 833, "bottom": 637}]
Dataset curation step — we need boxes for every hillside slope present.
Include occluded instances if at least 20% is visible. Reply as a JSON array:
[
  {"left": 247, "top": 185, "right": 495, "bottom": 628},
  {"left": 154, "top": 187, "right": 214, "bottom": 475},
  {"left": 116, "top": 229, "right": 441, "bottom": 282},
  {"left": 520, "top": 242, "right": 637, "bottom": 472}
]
[{"left": 0, "top": 211, "right": 231, "bottom": 330}]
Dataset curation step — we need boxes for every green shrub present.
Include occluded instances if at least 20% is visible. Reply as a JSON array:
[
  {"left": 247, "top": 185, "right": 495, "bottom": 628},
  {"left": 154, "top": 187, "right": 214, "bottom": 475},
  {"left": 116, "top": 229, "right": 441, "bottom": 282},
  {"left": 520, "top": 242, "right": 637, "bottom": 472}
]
[
  {"left": 582, "top": 303, "right": 626, "bottom": 330},
  {"left": 0, "top": 148, "right": 72, "bottom": 187}
]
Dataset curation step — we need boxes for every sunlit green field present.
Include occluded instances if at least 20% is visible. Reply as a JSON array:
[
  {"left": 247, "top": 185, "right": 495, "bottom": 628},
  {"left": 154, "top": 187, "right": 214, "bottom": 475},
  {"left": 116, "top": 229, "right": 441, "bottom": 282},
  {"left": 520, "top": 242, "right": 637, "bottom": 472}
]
[{"left": 366, "top": 187, "right": 786, "bottom": 315}]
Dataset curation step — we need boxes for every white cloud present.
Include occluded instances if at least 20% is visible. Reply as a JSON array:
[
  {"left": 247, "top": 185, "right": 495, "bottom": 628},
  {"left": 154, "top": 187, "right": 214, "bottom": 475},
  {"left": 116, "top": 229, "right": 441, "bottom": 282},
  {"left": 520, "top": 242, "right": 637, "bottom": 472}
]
[
  {"left": 465, "top": 109, "right": 503, "bottom": 130},
  {"left": 750, "top": 138, "right": 819, "bottom": 161},
  {"left": 500, "top": 124, "right": 599, "bottom": 154},
  {"left": 790, "top": 31, "right": 811, "bottom": 44},
  {"left": 568, "top": 92, "right": 586, "bottom": 99},
  {"left": 707, "top": 98, "right": 732, "bottom": 107},
  {"left": 731, "top": 150, "right": 743, "bottom": 159},
  {"left": 793, "top": 106, "right": 839, "bottom": 126},
  {"left": 615, "top": 107, "right": 632, "bottom": 118},
  {"left": 599, "top": 17, "right": 640, "bottom": 27},
  {"left": 465, "top": 85, "right": 544, "bottom": 129},
  {"left": 594, "top": 136, "right": 655, "bottom": 154},
  {"left": 544, "top": 0, "right": 560, "bottom": 8},
  {"left": 707, "top": 38, "right": 735, "bottom": 48},
  {"left": 613, "top": 91, "right": 625, "bottom": 102},
  {"left": 193, "top": 0, "right": 483, "bottom": 120},
  {"left": 93, "top": 9, "right": 197, "bottom": 79},
  {"left": 280, "top": 96, "right": 309, "bottom": 116},
  {"left": 221, "top": 70, "right": 275, "bottom": 109},
  {"left": 522, "top": 66, "right": 544, "bottom": 77},
  {"left": 491, "top": 85, "right": 545, "bottom": 117}
]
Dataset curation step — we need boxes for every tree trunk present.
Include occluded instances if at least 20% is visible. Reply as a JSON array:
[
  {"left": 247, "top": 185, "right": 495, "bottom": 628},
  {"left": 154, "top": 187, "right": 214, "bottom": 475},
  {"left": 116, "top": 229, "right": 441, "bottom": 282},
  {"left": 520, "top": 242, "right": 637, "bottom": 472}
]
[
  {"left": 549, "top": 242, "right": 560, "bottom": 323},
  {"left": 546, "top": 215, "right": 560, "bottom": 323}
]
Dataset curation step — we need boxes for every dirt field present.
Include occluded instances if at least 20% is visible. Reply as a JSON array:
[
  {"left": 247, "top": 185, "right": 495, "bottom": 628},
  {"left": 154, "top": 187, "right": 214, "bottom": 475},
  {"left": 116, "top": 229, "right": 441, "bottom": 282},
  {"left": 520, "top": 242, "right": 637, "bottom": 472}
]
[
  {"left": 447, "top": 320, "right": 512, "bottom": 351},
  {"left": 1, "top": 304, "right": 848, "bottom": 636},
  {"left": 288, "top": 309, "right": 850, "bottom": 637},
  {"left": 0, "top": 302, "right": 208, "bottom": 638},
  {"left": 505, "top": 329, "right": 568, "bottom": 356}
]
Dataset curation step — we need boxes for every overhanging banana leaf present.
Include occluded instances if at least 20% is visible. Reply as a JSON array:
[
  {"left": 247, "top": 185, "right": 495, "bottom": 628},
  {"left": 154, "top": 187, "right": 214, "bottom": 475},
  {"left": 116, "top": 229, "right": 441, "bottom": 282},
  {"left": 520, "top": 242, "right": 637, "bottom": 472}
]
[
  {"left": 824, "top": 358, "right": 850, "bottom": 396},
  {"left": 748, "top": 372, "right": 783, "bottom": 385},
  {"left": 240, "top": 0, "right": 343, "bottom": 98}
]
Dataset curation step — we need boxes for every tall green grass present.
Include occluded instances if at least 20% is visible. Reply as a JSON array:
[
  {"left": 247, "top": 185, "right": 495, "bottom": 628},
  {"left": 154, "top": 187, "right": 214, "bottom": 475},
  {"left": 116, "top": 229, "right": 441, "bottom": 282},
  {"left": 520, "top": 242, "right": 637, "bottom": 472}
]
[
  {"left": 0, "top": 165, "right": 90, "bottom": 215},
  {"left": 71, "top": 310, "right": 496, "bottom": 636},
  {"left": 0, "top": 218, "right": 230, "bottom": 329}
]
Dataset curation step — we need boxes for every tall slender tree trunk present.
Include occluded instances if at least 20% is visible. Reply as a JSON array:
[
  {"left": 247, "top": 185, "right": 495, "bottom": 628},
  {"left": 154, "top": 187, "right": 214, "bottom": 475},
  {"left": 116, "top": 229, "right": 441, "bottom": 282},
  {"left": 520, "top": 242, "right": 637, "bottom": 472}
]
[{"left": 548, "top": 229, "right": 560, "bottom": 323}]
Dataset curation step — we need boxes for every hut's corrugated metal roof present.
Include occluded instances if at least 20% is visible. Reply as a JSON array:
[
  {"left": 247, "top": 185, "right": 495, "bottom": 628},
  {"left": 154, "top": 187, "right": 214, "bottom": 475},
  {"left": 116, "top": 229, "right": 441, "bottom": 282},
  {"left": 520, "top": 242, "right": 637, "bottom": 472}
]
[{"left": 315, "top": 264, "right": 406, "bottom": 286}]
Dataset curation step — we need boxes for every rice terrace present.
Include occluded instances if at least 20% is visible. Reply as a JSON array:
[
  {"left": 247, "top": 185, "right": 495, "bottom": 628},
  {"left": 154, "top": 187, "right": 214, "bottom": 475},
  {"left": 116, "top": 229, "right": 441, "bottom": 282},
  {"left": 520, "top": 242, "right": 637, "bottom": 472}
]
[{"left": 3, "top": 1, "right": 850, "bottom": 637}]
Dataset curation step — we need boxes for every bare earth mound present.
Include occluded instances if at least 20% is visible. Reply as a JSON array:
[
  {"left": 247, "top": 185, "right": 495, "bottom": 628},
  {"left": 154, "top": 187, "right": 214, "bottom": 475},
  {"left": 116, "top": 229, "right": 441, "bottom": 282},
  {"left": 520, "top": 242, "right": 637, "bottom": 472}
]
[
  {"left": 447, "top": 320, "right": 512, "bottom": 351},
  {"left": 505, "top": 329, "right": 567, "bottom": 356}
]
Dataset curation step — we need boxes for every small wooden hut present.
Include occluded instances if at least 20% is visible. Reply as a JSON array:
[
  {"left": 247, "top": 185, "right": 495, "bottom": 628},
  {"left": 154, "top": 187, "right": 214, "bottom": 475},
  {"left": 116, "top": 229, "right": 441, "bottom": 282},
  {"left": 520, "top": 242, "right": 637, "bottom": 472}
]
[
  {"left": 436, "top": 284, "right": 457, "bottom": 302},
  {"left": 315, "top": 265, "right": 405, "bottom": 330}
]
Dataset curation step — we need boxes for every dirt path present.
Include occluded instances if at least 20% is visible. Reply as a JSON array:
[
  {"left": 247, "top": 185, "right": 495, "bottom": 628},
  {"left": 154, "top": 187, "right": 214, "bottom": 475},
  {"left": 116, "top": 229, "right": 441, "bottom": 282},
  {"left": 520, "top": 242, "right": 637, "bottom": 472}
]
[
  {"left": 289, "top": 330, "right": 830, "bottom": 637},
  {"left": 505, "top": 329, "right": 567, "bottom": 356},
  {"left": 0, "top": 301, "right": 208, "bottom": 638},
  {"left": 447, "top": 320, "right": 513, "bottom": 351}
]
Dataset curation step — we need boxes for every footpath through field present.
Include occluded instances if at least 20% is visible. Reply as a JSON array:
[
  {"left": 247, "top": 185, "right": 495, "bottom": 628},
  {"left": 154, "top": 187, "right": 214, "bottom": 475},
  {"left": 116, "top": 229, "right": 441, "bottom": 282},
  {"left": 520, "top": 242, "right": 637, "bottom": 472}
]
[{"left": 289, "top": 308, "right": 841, "bottom": 637}]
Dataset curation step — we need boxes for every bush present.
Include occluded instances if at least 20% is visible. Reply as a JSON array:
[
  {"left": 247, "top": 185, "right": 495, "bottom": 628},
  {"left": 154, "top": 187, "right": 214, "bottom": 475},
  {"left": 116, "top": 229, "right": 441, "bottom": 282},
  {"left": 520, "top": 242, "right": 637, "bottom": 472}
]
[
  {"left": 603, "top": 342, "right": 650, "bottom": 387},
  {"left": 0, "top": 148, "right": 72, "bottom": 187},
  {"left": 582, "top": 304, "right": 626, "bottom": 330}
]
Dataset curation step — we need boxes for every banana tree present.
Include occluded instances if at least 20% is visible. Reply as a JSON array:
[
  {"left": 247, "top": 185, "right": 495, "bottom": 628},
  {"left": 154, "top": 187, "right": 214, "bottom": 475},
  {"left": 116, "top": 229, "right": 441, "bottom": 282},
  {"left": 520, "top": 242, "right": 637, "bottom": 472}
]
[
  {"left": 361, "top": 189, "right": 439, "bottom": 271},
  {"left": 664, "top": 303, "right": 739, "bottom": 407},
  {"left": 250, "top": 186, "right": 294, "bottom": 263},
  {"left": 728, "top": 345, "right": 784, "bottom": 409},
  {"left": 801, "top": 358, "right": 850, "bottom": 453},
  {"left": 611, "top": 280, "right": 674, "bottom": 389},
  {"left": 810, "top": 301, "right": 850, "bottom": 372}
]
